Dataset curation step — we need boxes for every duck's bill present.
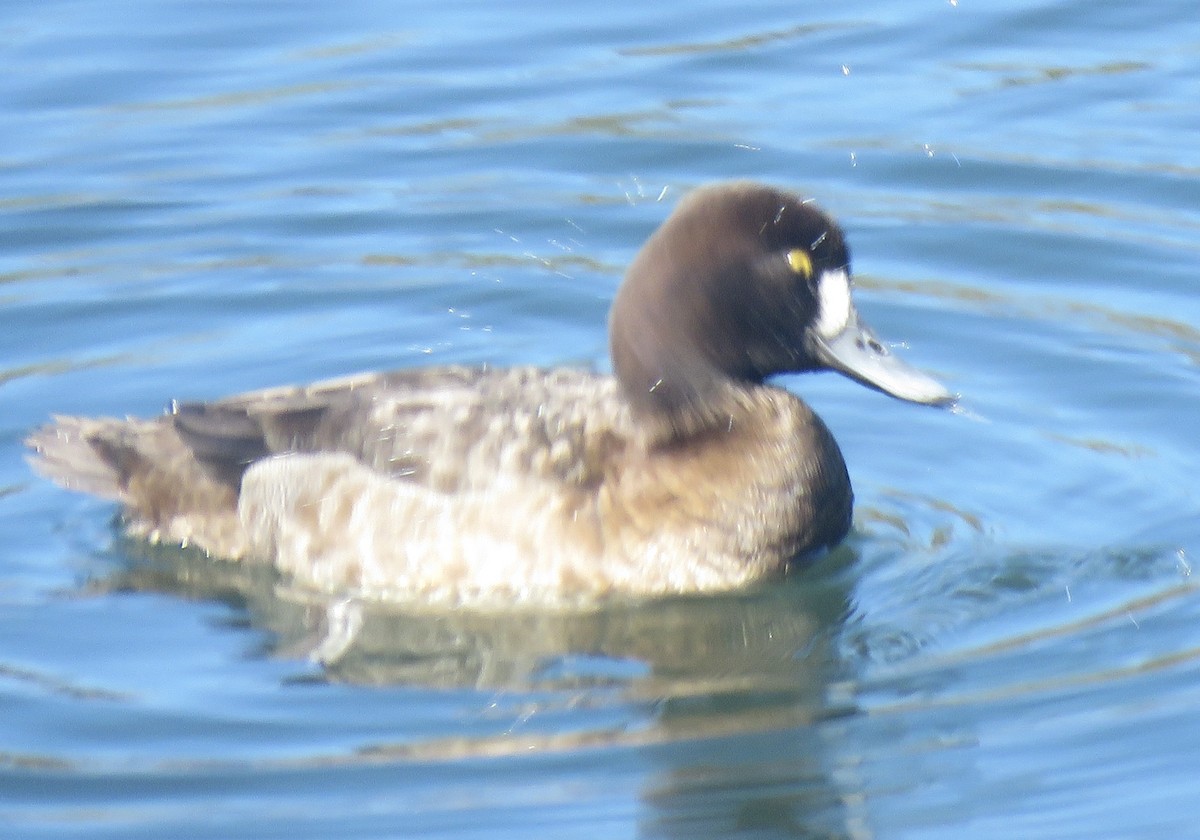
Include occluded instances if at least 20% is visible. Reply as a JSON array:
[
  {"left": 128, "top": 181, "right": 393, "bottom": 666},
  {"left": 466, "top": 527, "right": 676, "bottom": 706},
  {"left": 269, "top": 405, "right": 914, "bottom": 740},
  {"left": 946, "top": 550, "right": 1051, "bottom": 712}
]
[{"left": 814, "top": 315, "right": 956, "bottom": 407}]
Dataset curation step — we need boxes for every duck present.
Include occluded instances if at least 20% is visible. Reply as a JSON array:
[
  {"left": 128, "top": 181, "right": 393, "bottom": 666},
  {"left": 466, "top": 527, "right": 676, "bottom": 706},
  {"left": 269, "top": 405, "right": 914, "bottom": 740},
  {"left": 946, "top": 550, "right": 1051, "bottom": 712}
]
[{"left": 27, "top": 181, "right": 954, "bottom": 607}]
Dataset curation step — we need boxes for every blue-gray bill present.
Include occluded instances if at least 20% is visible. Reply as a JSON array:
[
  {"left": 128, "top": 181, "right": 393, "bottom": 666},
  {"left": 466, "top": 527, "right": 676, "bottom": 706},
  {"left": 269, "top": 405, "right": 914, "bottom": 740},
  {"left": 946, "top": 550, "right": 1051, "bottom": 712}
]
[{"left": 815, "top": 314, "right": 955, "bottom": 407}]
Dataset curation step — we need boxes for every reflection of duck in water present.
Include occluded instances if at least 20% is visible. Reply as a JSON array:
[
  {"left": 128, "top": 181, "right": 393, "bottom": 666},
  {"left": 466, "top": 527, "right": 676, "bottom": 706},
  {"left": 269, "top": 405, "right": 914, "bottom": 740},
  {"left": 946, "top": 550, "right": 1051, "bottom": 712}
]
[
  {"left": 111, "top": 537, "right": 850, "bottom": 697},
  {"left": 28, "top": 181, "right": 953, "bottom": 606}
]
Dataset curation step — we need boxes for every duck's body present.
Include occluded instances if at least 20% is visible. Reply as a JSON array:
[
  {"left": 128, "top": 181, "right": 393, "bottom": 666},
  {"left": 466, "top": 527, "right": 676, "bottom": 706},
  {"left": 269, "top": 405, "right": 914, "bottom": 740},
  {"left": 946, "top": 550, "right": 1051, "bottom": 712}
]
[
  {"left": 28, "top": 182, "right": 952, "bottom": 606},
  {"left": 30, "top": 366, "right": 849, "bottom": 604}
]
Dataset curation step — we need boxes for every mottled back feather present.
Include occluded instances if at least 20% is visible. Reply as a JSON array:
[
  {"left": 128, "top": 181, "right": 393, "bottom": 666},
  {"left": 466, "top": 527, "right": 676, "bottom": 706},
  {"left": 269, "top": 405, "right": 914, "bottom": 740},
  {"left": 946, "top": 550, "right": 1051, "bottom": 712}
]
[{"left": 173, "top": 366, "right": 634, "bottom": 494}]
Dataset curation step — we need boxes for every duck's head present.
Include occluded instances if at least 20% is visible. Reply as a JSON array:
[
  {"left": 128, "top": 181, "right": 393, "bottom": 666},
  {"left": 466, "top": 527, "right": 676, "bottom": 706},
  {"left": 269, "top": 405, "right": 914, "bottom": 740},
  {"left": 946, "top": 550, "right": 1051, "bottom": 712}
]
[{"left": 609, "top": 181, "right": 954, "bottom": 437}]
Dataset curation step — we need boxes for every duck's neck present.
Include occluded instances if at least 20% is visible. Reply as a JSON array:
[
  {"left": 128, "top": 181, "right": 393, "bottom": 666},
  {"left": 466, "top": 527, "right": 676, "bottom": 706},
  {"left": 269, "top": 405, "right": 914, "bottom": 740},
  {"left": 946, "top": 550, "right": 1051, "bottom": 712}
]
[
  {"left": 615, "top": 355, "right": 761, "bottom": 445},
  {"left": 608, "top": 225, "right": 772, "bottom": 443},
  {"left": 609, "top": 290, "right": 765, "bottom": 443}
]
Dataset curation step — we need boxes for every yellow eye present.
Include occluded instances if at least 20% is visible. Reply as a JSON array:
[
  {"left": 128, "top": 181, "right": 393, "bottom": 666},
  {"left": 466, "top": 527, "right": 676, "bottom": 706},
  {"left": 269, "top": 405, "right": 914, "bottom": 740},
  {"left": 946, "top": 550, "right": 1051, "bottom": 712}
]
[{"left": 786, "top": 248, "right": 813, "bottom": 279}]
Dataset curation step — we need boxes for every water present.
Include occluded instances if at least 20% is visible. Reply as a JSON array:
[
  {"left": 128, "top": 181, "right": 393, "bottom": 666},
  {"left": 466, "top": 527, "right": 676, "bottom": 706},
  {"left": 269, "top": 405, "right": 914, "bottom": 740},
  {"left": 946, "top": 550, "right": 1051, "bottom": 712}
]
[{"left": 4, "top": 0, "right": 1200, "bottom": 836}]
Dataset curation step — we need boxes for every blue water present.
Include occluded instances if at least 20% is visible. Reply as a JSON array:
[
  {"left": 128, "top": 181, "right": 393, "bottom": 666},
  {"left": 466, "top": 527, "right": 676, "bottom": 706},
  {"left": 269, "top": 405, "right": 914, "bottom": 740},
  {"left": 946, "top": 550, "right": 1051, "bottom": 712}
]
[{"left": 4, "top": 0, "right": 1200, "bottom": 836}]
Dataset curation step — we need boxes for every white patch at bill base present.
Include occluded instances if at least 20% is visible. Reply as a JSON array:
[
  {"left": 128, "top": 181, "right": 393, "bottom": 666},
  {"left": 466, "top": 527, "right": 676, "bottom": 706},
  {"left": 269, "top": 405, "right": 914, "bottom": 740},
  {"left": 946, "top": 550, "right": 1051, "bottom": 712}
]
[{"left": 815, "top": 268, "right": 852, "bottom": 339}]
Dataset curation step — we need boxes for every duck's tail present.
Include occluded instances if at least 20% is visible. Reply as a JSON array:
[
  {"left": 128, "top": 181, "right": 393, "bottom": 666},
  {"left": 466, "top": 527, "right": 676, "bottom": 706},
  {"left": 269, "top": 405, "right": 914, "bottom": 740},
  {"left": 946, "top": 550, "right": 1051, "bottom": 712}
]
[
  {"left": 26, "top": 414, "right": 250, "bottom": 557},
  {"left": 25, "top": 416, "right": 133, "bottom": 500}
]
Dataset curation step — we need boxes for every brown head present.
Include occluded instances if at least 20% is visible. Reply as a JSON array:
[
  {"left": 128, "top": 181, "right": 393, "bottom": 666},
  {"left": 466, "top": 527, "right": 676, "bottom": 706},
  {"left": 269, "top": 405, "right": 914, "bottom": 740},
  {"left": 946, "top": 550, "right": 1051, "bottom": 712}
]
[{"left": 609, "top": 181, "right": 953, "bottom": 438}]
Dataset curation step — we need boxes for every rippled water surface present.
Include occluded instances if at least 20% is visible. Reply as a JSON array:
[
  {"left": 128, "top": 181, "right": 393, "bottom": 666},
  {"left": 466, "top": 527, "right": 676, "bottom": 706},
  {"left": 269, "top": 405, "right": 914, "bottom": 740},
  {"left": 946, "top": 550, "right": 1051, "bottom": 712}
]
[{"left": 4, "top": 0, "right": 1200, "bottom": 837}]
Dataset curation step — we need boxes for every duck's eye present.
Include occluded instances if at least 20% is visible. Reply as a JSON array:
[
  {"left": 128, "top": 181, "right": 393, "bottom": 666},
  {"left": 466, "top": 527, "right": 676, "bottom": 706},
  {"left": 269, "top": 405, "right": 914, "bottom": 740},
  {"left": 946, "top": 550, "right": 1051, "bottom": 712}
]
[{"left": 786, "top": 248, "right": 813, "bottom": 279}]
